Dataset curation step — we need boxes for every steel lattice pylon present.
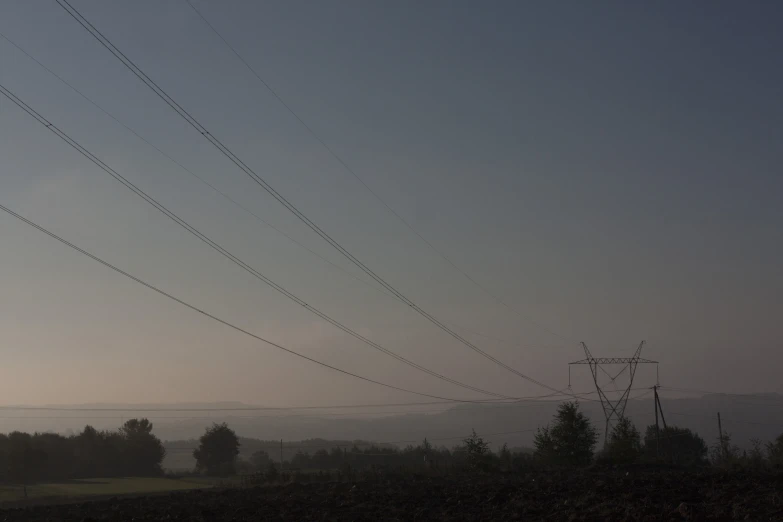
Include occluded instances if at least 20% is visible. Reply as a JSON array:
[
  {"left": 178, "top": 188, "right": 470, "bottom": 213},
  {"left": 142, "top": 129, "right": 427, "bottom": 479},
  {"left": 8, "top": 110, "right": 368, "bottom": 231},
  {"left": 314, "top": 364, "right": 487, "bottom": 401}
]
[{"left": 569, "top": 341, "right": 657, "bottom": 444}]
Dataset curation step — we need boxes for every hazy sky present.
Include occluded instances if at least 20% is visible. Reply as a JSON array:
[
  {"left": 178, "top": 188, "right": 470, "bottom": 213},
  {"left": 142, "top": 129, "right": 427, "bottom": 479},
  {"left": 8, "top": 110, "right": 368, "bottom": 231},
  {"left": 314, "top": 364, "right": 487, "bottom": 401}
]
[{"left": 0, "top": 0, "right": 781, "bottom": 407}]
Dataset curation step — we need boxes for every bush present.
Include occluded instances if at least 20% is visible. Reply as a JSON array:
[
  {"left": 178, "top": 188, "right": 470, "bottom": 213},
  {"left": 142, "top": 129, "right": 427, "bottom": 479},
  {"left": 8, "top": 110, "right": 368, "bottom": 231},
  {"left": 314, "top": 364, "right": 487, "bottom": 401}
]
[{"left": 642, "top": 425, "right": 707, "bottom": 467}]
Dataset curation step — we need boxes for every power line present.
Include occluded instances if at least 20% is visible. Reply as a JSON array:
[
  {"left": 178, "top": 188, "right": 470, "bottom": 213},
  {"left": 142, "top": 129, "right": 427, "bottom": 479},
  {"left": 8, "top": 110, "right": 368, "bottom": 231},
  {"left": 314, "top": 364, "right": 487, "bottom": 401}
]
[
  {"left": 166, "top": 428, "right": 540, "bottom": 452},
  {"left": 660, "top": 386, "right": 778, "bottom": 398},
  {"left": 2, "top": 30, "right": 563, "bottom": 361},
  {"left": 0, "top": 389, "right": 598, "bottom": 413},
  {"left": 0, "top": 396, "right": 602, "bottom": 421},
  {"left": 8, "top": 385, "right": 652, "bottom": 421},
  {"left": 0, "top": 30, "right": 397, "bottom": 304},
  {"left": 0, "top": 389, "right": 609, "bottom": 419},
  {"left": 0, "top": 30, "right": 555, "bottom": 359},
  {"left": 0, "top": 409, "right": 512, "bottom": 421},
  {"left": 666, "top": 411, "right": 783, "bottom": 429},
  {"left": 4, "top": 27, "right": 560, "bottom": 359},
  {"left": 55, "top": 0, "right": 569, "bottom": 395},
  {"left": 183, "top": 0, "right": 574, "bottom": 345},
  {"left": 0, "top": 201, "right": 531, "bottom": 405},
  {"left": 0, "top": 83, "right": 513, "bottom": 400}
]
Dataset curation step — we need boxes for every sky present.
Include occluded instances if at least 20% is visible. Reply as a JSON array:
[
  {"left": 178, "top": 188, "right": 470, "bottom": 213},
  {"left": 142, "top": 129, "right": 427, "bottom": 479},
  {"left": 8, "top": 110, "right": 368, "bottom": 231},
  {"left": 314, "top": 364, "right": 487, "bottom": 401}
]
[{"left": 0, "top": 0, "right": 781, "bottom": 407}]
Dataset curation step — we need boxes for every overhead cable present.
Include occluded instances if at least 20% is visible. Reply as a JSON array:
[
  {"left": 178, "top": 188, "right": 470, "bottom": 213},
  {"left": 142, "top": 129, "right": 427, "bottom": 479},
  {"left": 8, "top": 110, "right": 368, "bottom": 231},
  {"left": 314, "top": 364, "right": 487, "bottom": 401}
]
[
  {"left": 55, "top": 0, "right": 569, "bottom": 395},
  {"left": 184, "top": 0, "right": 575, "bottom": 344},
  {"left": 0, "top": 82, "right": 512, "bottom": 400}
]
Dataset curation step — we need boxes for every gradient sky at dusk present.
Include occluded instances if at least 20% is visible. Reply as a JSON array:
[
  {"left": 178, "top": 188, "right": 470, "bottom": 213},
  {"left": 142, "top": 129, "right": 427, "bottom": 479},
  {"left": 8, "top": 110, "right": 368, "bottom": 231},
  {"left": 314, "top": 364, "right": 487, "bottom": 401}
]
[{"left": 0, "top": 0, "right": 781, "bottom": 406}]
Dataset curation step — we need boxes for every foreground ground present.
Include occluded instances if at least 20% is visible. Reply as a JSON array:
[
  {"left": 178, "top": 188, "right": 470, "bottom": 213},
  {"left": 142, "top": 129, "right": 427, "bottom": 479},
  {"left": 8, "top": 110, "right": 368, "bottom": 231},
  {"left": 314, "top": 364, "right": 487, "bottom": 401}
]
[
  {"left": 1, "top": 469, "right": 782, "bottom": 521},
  {"left": 0, "top": 477, "right": 222, "bottom": 503}
]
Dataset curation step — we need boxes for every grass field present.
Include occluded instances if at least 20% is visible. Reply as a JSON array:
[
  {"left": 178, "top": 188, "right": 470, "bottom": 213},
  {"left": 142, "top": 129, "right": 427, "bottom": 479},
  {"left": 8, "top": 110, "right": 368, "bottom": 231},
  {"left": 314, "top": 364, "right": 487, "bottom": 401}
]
[{"left": 0, "top": 477, "right": 217, "bottom": 503}]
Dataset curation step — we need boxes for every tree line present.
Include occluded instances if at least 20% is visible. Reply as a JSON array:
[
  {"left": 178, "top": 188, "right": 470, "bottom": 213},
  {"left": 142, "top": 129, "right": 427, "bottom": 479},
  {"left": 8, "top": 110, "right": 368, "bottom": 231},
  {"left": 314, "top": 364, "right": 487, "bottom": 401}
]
[
  {"left": 534, "top": 402, "right": 783, "bottom": 470},
  {"left": 4, "top": 404, "right": 783, "bottom": 485},
  {"left": 232, "top": 403, "right": 783, "bottom": 478},
  {"left": 0, "top": 419, "right": 165, "bottom": 483}
]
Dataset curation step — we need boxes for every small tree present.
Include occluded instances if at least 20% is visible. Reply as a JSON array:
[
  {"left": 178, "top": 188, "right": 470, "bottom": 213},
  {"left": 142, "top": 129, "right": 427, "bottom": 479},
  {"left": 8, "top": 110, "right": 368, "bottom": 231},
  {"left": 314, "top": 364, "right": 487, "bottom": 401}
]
[
  {"left": 710, "top": 431, "right": 741, "bottom": 468},
  {"left": 603, "top": 417, "right": 641, "bottom": 464},
  {"left": 193, "top": 423, "right": 240, "bottom": 476},
  {"left": 265, "top": 461, "right": 279, "bottom": 482},
  {"left": 534, "top": 401, "right": 598, "bottom": 466},
  {"left": 767, "top": 433, "right": 783, "bottom": 469},
  {"left": 744, "top": 439, "right": 766, "bottom": 469},
  {"left": 120, "top": 419, "right": 165, "bottom": 476},
  {"left": 463, "top": 429, "right": 491, "bottom": 471},
  {"left": 251, "top": 450, "right": 273, "bottom": 472},
  {"left": 498, "top": 443, "right": 512, "bottom": 470}
]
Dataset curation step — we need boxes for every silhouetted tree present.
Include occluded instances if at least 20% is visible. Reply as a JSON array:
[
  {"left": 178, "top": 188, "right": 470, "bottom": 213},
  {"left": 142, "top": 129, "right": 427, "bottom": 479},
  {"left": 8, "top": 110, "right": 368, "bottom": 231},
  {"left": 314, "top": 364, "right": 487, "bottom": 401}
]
[
  {"left": 73, "top": 426, "right": 117, "bottom": 477},
  {"left": 745, "top": 438, "right": 766, "bottom": 469},
  {"left": 710, "top": 431, "right": 741, "bottom": 467},
  {"left": 603, "top": 417, "right": 641, "bottom": 464},
  {"left": 534, "top": 401, "right": 598, "bottom": 466},
  {"left": 642, "top": 425, "right": 707, "bottom": 466},
  {"left": 265, "top": 461, "right": 279, "bottom": 482},
  {"left": 30, "top": 432, "right": 72, "bottom": 481},
  {"left": 120, "top": 419, "right": 165, "bottom": 476},
  {"left": 251, "top": 450, "right": 273, "bottom": 471},
  {"left": 193, "top": 423, "right": 240, "bottom": 476},
  {"left": 0, "top": 420, "right": 167, "bottom": 483},
  {"left": 498, "top": 443, "right": 512, "bottom": 470},
  {"left": 767, "top": 433, "right": 783, "bottom": 469},
  {"left": 6, "top": 432, "right": 46, "bottom": 484},
  {"left": 462, "top": 429, "right": 491, "bottom": 471}
]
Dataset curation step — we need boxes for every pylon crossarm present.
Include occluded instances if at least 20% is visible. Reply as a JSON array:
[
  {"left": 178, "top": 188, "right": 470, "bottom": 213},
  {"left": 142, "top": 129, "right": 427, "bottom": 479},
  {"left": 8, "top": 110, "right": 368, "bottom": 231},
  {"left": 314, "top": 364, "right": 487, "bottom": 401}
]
[
  {"left": 570, "top": 358, "right": 657, "bottom": 364},
  {"left": 569, "top": 341, "right": 655, "bottom": 447}
]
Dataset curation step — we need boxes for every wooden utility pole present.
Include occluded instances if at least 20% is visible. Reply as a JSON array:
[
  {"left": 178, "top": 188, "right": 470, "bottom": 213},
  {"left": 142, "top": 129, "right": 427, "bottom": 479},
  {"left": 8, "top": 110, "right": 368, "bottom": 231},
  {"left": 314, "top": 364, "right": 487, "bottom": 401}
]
[
  {"left": 654, "top": 386, "right": 669, "bottom": 462},
  {"left": 280, "top": 439, "right": 283, "bottom": 471},
  {"left": 717, "top": 413, "right": 727, "bottom": 461},
  {"left": 654, "top": 385, "right": 660, "bottom": 458}
]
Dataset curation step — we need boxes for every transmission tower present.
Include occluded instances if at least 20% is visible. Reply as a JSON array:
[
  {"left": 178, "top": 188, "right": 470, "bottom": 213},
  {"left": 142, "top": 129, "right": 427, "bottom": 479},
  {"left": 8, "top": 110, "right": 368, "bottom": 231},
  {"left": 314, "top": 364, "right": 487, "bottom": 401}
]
[{"left": 569, "top": 341, "right": 658, "bottom": 444}]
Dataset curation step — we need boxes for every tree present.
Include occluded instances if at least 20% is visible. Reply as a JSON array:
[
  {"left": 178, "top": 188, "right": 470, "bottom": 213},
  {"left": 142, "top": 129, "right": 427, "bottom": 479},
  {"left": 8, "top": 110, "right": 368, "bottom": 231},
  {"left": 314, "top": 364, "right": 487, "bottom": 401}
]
[
  {"left": 30, "top": 433, "right": 72, "bottom": 481},
  {"left": 72, "top": 425, "right": 123, "bottom": 478},
  {"left": 462, "top": 429, "right": 491, "bottom": 471},
  {"left": 710, "top": 431, "right": 741, "bottom": 467},
  {"left": 251, "top": 450, "right": 273, "bottom": 471},
  {"left": 745, "top": 438, "right": 766, "bottom": 469},
  {"left": 6, "top": 432, "right": 46, "bottom": 484},
  {"left": 119, "top": 419, "right": 165, "bottom": 476},
  {"left": 534, "top": 401, "right": 598, "bottom": 466},
  {"left": 193, "top": 423, "right": 240, "bottom": 476},
  {"left": 265, "top": 461, "right": 279, "bottom": 482},
  {"left": 642, "top": 425, "right": 707, "bottom": 466},
  {"left": 603, "top": 417, "right": 641, "bottom": 464},
  {"left": 767, "top": 433, "right": 783, "bottom": 469},
  {"left": 498, "top": 443, "right": 512, "bottom": 470}
]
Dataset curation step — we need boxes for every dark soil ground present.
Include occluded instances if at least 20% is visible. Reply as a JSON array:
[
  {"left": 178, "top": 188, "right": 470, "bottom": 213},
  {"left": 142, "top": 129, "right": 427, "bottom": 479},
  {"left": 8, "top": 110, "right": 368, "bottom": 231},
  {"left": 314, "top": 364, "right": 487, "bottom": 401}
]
[{"left": 1, "top": 469, "right": 782, "bottom": 521}]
